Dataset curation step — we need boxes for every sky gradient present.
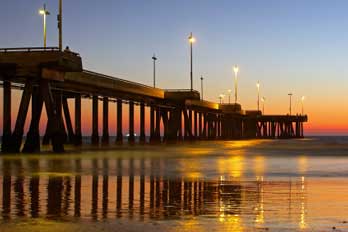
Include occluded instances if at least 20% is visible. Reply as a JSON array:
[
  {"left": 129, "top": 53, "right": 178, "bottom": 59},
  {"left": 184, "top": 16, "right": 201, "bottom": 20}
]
[{"left": 1, "top": 0, "right": 348, "bottom": 135}]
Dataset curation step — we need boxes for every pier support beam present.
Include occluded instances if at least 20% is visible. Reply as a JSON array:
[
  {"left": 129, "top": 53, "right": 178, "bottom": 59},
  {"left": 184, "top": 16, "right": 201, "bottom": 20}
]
[
  {"left": 194, "top": 111, "right": 198, "bottom": 138},
  {"left": 1, "top": 80, "right": 12, "bottom": 152},
  {"left": 116, "top": 99, "right": 123, "bottom": 143},
  {"left": 62, "top": 97, "right": 75, "bottom": 144},
  {"left": 9, "top": 80, "right": 33, "bottom": 152},
  {"left": 198, "top": 112, "right": 202, "bottom": 139},
  {"left": 150, "top": 106, "right": 155, "bottom": 142},
  {"left": 40, "top": 79, "right": 65, "bottom": 152},
  {"left": 202, "top": 113, "right": 207, "bottom": 139},
  {"left": 188, "top": 109, "right": 193, "bottom": 139},
  {"left": 74, "top": 94, "right": 82, "bottom": 145},
  {"left": 217, "top": 115, "right": 221, "bottom": 138},
  {"left": 91, "top": 95, "right": 99, "bottom": 145},
  {"left": 178, "top": 109, "right": 183, "bottom": 140},
  {"left": 301, "top": 122, "right": 304, "bottom": 137},
  {"left": 139, "top": 102, "right": 146, "bottom": 143},
  {"left": 23, "top": 86, "right": 43, "bottom": 153},
  {"left": 155, "top": 107, "right": 161, "bottom": 141},
  {"left": 183, "top": 109, "right": 192, "bottom": 140},
  {"left": 128, "top": 101, "right": 135, "bottom": 143},
  {"left": 42, "top": 120, "right": 50, "bottom": 145},
  {"left": 55, "top": 92, "right": 68, "bottom": 143},
  {"left": 167, "top": 108, "right": 181, "bottom": 142},
  {"left": 102, "top": 97, "right": 109, "bottom": 144},
  {"left": 162, "top": 110, "right": 169, "bottom": 142}
]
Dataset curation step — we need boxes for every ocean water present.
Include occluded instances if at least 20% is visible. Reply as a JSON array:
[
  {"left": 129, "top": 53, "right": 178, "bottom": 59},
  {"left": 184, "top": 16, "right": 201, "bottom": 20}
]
[{"left": 1, "top": 136, "right": 348, "bottom": 231}]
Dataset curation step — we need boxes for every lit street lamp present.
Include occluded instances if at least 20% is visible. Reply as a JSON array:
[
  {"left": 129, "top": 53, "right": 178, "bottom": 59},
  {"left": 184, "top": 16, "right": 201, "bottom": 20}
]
[
  {"left": 219, "top": 94, "right": 225, "bottom": 104},
  {"left": 39, "top": 4, "right": 50, "bottom": 48},
  {"left": 301, "top": 96, "right": 305, "bottom": 115},
  {"left": 233, "top": 65, "right": 239, "bottom": 104},
  {"left": 188, "top": 32, "right": 196, "bottom": 91},
  {"left": 228, "top": 89, "right": 232, "bottom": 104},
  {"left": 261, "top": 97, "right": 265, "bottom": 114},
  {"left": 152, "top": 54, "right": 157, "bottom": 88},
  {"left": 256, "top": 81, "right": 260, "bottom": 111},
  {"left": 200, "top": 76, "right": 204, "bottom": 100},
  {"left": 288, "top": 93, "right": 293, "bottom": 115}
]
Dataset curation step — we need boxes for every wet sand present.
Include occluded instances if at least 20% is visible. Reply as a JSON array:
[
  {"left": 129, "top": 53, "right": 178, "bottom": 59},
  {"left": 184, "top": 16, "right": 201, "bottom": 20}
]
[{"left": 1, "top": 138, "right": 348, "bottom": 231}]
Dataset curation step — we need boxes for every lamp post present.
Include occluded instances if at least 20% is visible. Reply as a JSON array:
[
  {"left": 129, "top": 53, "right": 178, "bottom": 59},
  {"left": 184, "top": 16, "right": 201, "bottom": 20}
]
[
  {"left": 256, "top": 81, "right": 260, "bottom": 111},
  {"left": 228, "top": 89, "right": 232, "bottom": 104},
  {"left": 301, "top": 96, "right": 305, "bottom": 115},
  {"left": 261, "top": 97, "right": 265, "bottom": 114},
  {"left": 58, "top": 0, "right": 63, "bottom": 51},
  {"left": 39, "top": 4, "right": 50, "bottom": 48},
  {"left": 288, "top": 93, "right": 293, "bottom": 115},
  {"left": 200, "top": 76, "right": 204, "bottom": 100},
  {"left": 152, "top": 54, "right": 157, "bottom": 88},
  {"left": 188, "top": 32, "right": 195, "bottom": 91},
  {"left": 219, "top": 94, "right": 225, "bottom": 104},
  {"left": 233, "top": 65, "right": 239, "bottom": 104}
]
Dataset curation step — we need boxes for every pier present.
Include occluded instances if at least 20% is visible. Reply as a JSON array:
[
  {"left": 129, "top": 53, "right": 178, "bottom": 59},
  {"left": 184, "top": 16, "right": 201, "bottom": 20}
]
[{"left": 0, "top": 47, "right": 307, "bottom": 153}]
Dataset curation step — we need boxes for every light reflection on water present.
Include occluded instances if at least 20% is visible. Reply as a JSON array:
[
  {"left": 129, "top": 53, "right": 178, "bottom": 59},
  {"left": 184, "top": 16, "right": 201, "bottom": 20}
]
[{"left": 1, "top": 138, "right": 348, "bottom": 230}]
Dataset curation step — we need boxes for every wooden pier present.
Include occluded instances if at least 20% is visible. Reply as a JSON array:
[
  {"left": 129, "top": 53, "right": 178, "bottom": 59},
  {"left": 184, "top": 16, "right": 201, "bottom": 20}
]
[{"left": 0, "top": 47, "right": 308, "bottom": 153}]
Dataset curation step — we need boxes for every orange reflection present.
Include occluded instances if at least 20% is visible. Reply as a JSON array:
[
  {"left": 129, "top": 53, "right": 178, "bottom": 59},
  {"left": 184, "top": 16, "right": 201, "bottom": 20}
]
[
  {"left": 218, "top": 210, "right": 243, "bottom": 232},
  {"left": 181, "top": 219, "right": 205, "bottom": 231},
  {"left": 255, "top": 178, "right": 264, "bottom": 225},
  {"left": 178, "top": 159, "right": 203, "bottom": 179},
  {"left": 253, "top": 156, "right": 265, "bottom": 177},
  {"left": 218, "top": 154, "right": 244, "bottom": 179},
  {"left": 299, "top": 176, "right": 307, "bottom": 229},
  {"left": 224, "top": 140, "right": 263, "bottom": 149},
  {"left": 298, "top": 156, "right": 308, "bottom": 175}
]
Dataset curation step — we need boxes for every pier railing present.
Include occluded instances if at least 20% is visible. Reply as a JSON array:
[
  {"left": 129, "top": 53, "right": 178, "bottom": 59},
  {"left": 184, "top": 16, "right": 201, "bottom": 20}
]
[
  {"left": 0, "top": 47, "right": 60, "bottom": 52},
  {"left": 82, "top": 70, "right": 159, "bottom": 90},
  {"left": 0, "top": 47, "right": 80, "bottom": 57}
]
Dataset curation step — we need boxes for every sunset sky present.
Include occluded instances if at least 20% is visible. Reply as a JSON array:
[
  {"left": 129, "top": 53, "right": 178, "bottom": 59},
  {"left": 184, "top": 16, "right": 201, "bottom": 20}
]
[{"left": 1, "top": 0, "right": 348, "bottom": 135}]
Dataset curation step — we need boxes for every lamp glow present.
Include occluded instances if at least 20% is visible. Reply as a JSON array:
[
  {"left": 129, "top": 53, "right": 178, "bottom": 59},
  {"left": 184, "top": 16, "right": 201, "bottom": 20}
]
[{"left": 233, "top": 65, "right": 239, "bottom": 74}]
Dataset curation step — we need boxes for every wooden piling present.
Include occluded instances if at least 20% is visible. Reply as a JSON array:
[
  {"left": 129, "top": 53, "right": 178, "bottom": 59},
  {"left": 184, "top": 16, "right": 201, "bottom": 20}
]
[{"left": 92, "top": 95, "right": 99, "bottom": 145}]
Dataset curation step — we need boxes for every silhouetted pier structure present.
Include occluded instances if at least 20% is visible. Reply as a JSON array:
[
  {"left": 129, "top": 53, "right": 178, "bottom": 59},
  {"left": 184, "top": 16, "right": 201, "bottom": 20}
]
[{"left": 0, "top": 47, "right": 308, "bottom": 153}]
